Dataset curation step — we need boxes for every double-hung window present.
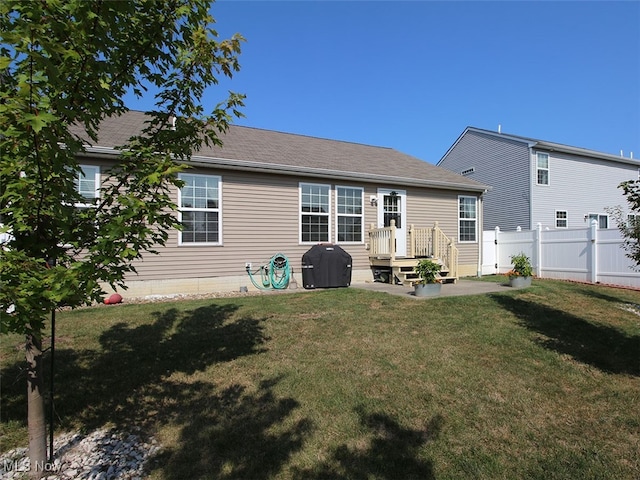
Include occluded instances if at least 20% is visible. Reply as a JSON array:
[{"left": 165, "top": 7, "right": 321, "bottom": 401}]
[
  {"left": 588, "top": 213, "right": 608, "bottom": 229},
  {"left": 336, "top": 186, "right": 363, "bottom": 243},
  {"left": 75, "top": 165, "right": 100, "bottom": 206},
  {"left": 536, "top": 152, "right": 549, "bottom": 185},
  {"left": 458, "top": 195, "right": 477, "bottom": 242},
  {"left": 179, "top": 173, "right": 221, "bottom": 244},
  {"left": 555, "top": 210, "right": 568, "bottom": 228},
  {"left": 300, "top": 183, "right": 330, "bottom": 243}
]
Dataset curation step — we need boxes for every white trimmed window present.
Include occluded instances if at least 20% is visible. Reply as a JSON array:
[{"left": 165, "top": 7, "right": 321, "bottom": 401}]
[
  {"left": 588, "top": 213, "right": 608, "bottom": 229},
  {"left": 336, "top": 186, "right": 363, "bottom": 243},
  {"left": 179, "top": 173, "right": 221, "bottom": 244},
  {"left": 76, "top": 165, "right": 100, "bottom": 200},
  {"left": 458, "top": 195, "right": 477, "bottom": 242},
  {"left": 536, "top": 152, "right": 549, "bottom": 185},
  {"left": 555, "top": 210, "right": 568, "bottom": 228},
  {"left": 74, "top": 165, "right": 100, "bottom": 207},
  {"left": 300, "top": 183, "right": 330, "bottom": 243},
  {"left": 627, "top": 214, "right": 640, "bottom": 229}
]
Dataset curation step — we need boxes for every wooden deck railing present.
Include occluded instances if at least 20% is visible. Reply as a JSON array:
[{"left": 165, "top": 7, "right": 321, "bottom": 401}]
[
  {"left": 430, "top": 222, "right": 458, "bottom": 279},
  {"left": 368, "top": 220, "right": 397, "bottom": 261},
  {"left": 369, "top": 221, "right": 458, "bottom": 278}
]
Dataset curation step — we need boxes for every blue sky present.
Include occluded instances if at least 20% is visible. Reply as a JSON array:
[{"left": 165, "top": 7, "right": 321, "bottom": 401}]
[{"left": 126, "top": 1, "right": 640, "bottom": 164}]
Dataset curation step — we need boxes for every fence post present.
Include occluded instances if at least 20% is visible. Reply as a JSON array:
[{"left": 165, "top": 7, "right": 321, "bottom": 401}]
[
  {"left": 535, "top": 223, "right": 543, "bottom": 277},
  {"left": 494, "top": 226, "right": 500, "bottom": 273},
  {"left": 588, "top": 219, "right": 598, "bottom": 283}
]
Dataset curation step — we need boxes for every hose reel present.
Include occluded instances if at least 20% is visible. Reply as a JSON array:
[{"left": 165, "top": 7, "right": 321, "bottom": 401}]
[{"left": 245, "top": 253, "right": 291, "bottom": 290}]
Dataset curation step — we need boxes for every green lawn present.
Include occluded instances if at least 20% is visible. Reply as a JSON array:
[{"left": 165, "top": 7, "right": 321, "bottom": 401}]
[{"left": 1, "top": 278, "right": 639, "bottom": 479}]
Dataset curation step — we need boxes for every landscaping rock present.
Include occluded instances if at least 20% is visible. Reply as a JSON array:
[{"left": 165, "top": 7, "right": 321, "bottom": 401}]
[{"left": 0, "top": 428, "right": 161, "bottom": 479}]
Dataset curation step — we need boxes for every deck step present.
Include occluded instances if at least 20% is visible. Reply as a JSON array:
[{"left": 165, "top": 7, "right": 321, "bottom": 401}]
[
  {"left": 374, "top": 257, "right": 458, "bottom": 285},
  {"left": 397, "top": 268, "right": 456, "bottom": 285}
]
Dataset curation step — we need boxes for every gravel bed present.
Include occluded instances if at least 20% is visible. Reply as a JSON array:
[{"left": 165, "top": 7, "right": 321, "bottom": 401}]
[{"left": 0, "top": 428, "right": 162, "bottom": 480}]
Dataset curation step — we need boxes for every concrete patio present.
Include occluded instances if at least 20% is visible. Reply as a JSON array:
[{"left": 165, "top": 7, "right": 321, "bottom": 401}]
[{"left": 351, "top": 278, "right": 514, "bottom": 299}]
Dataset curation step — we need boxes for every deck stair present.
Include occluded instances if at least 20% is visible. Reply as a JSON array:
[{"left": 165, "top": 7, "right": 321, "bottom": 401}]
[
  {"left": 368, "top": 221, "right": 459, "bottom": 285},
  {"left": 395, "top": 258, "right": 457, "bottom": 286}
]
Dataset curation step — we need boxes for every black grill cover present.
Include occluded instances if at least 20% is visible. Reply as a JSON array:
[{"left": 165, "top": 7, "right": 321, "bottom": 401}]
[{"left": 301, "top": 244, "right": 352, "bottom": 289}]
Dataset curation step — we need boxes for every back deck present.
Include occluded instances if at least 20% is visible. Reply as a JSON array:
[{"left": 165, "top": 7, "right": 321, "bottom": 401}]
[{"left": 368, "top": 221, "right": 458, "bottom": 285}]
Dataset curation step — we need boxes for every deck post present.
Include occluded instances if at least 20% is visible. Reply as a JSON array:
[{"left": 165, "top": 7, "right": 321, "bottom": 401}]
[
  {"left": 409, "top": 224, "right": 415, "bottom": 258},
  {"left": 389, "top": 219, "right": 396, "bottom": 262},
  {"left": 448, "top": 237, "right": 458, "bottom": 279}
]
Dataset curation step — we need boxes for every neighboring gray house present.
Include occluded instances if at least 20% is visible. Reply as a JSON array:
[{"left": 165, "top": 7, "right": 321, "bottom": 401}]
[
  {"left": 438, "top": 127, "right": 640, "bottom": 231},
  {"left": 72, "top": 111, "right": 489, "bottom": 296}
]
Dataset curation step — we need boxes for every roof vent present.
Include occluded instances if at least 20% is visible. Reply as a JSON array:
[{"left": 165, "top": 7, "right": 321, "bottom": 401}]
[{"left": 169, "top": 114, "right": 177, "bottom": 131}]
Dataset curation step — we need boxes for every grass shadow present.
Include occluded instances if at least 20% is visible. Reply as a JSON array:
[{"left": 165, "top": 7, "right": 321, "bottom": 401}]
[
  {"left": 494, "top": 295, "right": 640, "bottom": 376},
  {"left": 49, "top": 303, "right": 270, "bottom": 429},
  {"left": 146, "top": 376, "right": 314, "bottom": 480},
  {"left": 1, "top": 302, "right": 314, "bottom": 477},
  {"left": 293, "top": 406, "right": 442, "bottom": 480}
]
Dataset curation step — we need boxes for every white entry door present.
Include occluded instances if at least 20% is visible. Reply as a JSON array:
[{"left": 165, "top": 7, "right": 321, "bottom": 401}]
[{"left": 377, "top": 188, "right": 407, "bottom": 257}]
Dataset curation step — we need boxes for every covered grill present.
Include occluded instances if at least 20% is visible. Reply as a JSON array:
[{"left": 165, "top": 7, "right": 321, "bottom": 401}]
[{"left": 301, "top": 244, "right": 352, "bottom": 289}]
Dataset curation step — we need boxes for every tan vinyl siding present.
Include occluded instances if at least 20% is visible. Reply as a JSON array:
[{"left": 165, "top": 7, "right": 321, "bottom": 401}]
[
  {"left": 121, "top": 172, "right": 479, "bottom": 284},
  {"left": 405, "top": 187, "right": 480, "bottom": 274},
  {"left": 81, "top": 159, "right": 480, "bottom": 291},
  {"left": 125, "top": 170, "right": 375, "bottom": 283}
]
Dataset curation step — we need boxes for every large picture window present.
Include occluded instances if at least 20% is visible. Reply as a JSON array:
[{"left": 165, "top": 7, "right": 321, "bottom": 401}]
[
  {"left": 179, "top": 174, "right": 221, "bottom": 244},
  {"left": 300, "top": 183, "right": 330, "bottom": 243},
  {"left": 458, "top": 196, "right": 477, "bottom": 242},
  {"left": 536, "top": 152, "right": 549, "bottom": 185},
  {"left": 336, "top": 186, "right": 363, "bottom": 243}
]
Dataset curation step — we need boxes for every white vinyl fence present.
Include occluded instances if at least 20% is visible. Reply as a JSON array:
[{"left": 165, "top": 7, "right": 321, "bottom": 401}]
[{"left": 482, "top": 221, "right": 640, "bottom": 288}]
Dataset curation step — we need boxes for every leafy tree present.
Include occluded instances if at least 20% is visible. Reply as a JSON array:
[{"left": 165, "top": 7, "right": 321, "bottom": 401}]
[
  {"left": 614, "top": 180, "right": 640, "bottom": 267},
  {"left": 0, "top": 0, "right": 244, "bottom": 476}
]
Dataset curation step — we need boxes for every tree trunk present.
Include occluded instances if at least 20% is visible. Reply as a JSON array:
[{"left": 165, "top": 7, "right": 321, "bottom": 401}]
[{"left": 26, "top": 333, "right": 47, "bottom": 479}]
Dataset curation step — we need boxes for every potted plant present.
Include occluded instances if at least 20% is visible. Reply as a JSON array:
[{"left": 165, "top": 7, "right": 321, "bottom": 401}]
[
  {"left": 413, "top": 259, "right": 442, "bottom": 297},
  {"left": 506, "top": 252, "right": 533, "bottom": 287}
]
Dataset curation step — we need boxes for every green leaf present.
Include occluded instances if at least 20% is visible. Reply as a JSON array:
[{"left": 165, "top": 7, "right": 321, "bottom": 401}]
[
  {"left": 0, "top": 56, "right": 11, "bottom": 70},
  {"left": 23, "top": 112, "right": 57, "bottom": 133}
]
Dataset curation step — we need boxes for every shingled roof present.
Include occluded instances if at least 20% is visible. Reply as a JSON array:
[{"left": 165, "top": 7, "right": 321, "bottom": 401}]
[{"left": 75, "top": 110, "right": 488, "bottom": 192}]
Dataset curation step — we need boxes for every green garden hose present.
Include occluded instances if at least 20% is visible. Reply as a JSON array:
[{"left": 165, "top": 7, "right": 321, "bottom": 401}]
[{"left": 246, "top": 253, "right": 291, "bottom": 290}]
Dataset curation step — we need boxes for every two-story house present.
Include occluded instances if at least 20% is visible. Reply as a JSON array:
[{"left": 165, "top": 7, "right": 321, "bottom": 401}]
[{"left": 438, "top": 127, "right": 640, "bottom": 232}]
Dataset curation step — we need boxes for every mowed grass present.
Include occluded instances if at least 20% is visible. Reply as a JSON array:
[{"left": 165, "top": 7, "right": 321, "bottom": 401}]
[{"left": 1, "top": 278, "right": 639, "bottom": 479}]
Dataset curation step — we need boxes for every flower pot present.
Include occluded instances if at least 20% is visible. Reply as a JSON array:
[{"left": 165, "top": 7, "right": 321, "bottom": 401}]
[
  {"left": 414, "top": 282, "right": 442, "bottom": 297},
  {"left": 509, "top": 276, "right": 532, "bottom": 288}
]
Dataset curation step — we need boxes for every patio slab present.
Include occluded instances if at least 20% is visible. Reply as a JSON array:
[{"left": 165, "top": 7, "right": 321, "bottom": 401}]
[{"left": 350, "top": 278, "right": 514, "bottom": 299}]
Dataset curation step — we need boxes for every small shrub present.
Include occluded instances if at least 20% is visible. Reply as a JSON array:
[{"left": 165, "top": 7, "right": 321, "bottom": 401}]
[
  {"left": 414, "top": 259, "right": 442, "bottom": 284},
  {"left": 507, "top": 252, "right": 533, "bottom": 278}
]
